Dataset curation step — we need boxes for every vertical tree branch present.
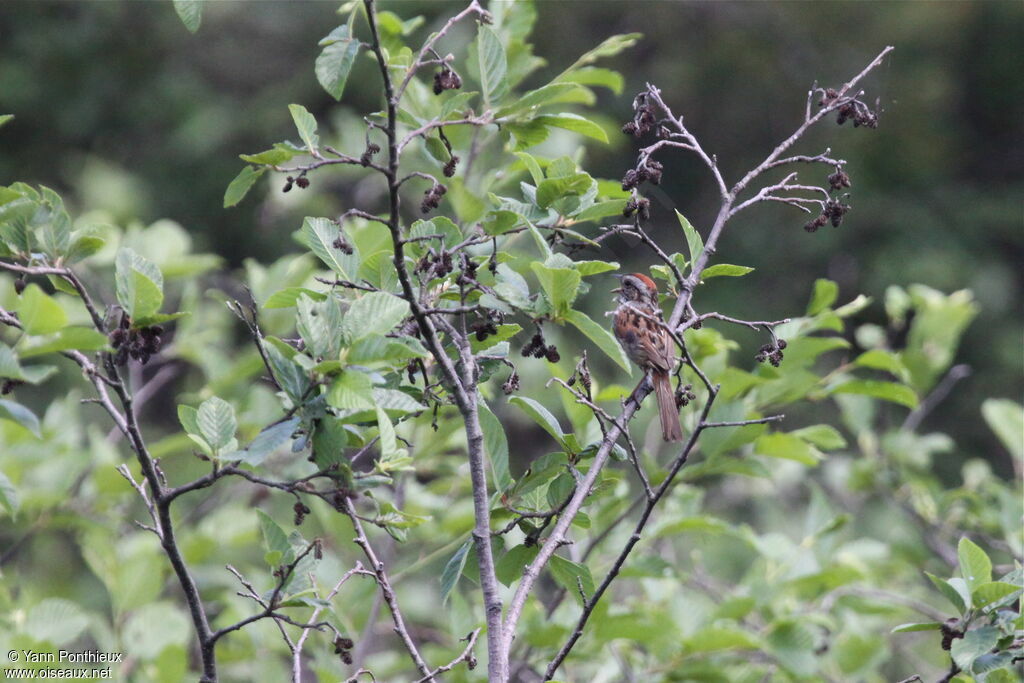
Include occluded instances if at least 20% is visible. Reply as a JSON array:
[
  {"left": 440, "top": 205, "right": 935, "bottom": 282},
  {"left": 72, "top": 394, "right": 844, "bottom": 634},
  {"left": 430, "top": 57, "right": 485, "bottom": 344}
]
[{"left": 362, "top": 2, "right": 506, "bottom": 678}]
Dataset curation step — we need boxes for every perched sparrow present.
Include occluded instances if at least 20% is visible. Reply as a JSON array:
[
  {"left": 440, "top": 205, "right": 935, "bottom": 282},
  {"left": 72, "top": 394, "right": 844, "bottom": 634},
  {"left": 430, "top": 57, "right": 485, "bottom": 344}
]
[{"left": 612, "top": 273, "right": 684, "bottom": 442}]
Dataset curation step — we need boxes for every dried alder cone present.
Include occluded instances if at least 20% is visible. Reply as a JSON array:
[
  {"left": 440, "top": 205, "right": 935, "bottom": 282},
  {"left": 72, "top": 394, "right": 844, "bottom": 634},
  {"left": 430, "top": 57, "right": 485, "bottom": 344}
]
[{"left": 611, "top": 273, "right": 684, "bottom": 442}]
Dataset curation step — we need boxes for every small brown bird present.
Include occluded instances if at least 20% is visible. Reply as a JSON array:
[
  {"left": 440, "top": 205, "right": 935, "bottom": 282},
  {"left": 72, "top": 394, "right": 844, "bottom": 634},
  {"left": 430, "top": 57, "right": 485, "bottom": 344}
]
[{"left": 612, "top": 273, "right": 684, "bottom": 442}]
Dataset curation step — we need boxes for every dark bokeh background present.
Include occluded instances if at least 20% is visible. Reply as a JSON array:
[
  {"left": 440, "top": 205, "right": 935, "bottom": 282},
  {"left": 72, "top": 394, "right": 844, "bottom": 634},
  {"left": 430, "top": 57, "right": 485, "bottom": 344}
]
[{"left": 1, "top": 1, "right": 1021, "bottom": 473}]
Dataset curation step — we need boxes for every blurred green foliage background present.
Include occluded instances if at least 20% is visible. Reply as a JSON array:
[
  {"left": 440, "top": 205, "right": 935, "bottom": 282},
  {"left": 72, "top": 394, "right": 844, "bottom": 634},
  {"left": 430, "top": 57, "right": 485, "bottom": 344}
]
[{"left": 0, "top": 0, "right": 1019, "bottom": 472}]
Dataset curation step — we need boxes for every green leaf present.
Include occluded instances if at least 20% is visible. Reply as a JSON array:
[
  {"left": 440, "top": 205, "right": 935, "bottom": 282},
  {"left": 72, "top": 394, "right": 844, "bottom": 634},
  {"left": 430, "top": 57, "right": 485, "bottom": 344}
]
[
  {"left": 509, "top": 396, "right": 568, "bottom": 449},
  {"left": 891, "top": 622, "right": 942, "bottom": 633},
  {"left": 264, "top": 287, "right": 328, "bottom": 309},
  {"left": 316, "top": 25, "right": 361, "bottom": 100},
  {"left": 439, "top": 540, "right": 472, "bottom": 604},
  {"left": 926, "top": 572, "right": 968, "bottom": 614},
  {"left": 301, "top": 216, "right": 359, "bottom": 279},
  {"left": 0, "top": 114, "right": 13, "bottom": 129},
  {"left": 565, "top": 309, "right": 631, "bottom": 373},
  {"left": 327, "top": 371, "right": 374, "bottom": 411},
  {"left": 471, "top": 323, "right": 522, "bottom": 354},
  {"left": 507, "top": 120, "right": 550, "bottom": 150},
  {"left": 791, "top": 424, "right": 847, "bottom": 450},
  {"left": 958, "top": 537, "right": 992, "bottom": 592},
  {"left": 548, "top": 555, "right": 595, "bottom": 606},
  {"left": 479, "top": 400, "right": 512, "bottom": 492},
  {"left": 496, "top": 545, "right": 539, "bottom": 586},
  {"left": 573, "top": 200, "right": 628, "bottom": 223},
  {"left": 555, "top": 66, "right": 624, "bottom": 95},
  {"left": 115, "top": 248, "right": 164, "bottom": 320},
  {"left": 755, "top": 432, "right": 824, "bottom": 465},
  {"left": 854, "top": 349, "right": 909, "bottom": 379},
  {"left": 981, "top": 399, "right": 1023, "bottom": 462},
  {"left": 683, "top": 626, "right": 761, "bottom": 654},
  {"left": 476, "top": 25, "right": 508, "bottom": 107},
  {"left": 701, "top": 264, "right": 754, "bottom": 279},
  {"left": 0, "top": 399, "right": 41, "bottom": 437},
  {"left": 239, "top": 143, "right": 299, "bottom": 166},
  {"left": 558, "top": 33, "right": 642, "bottom": 75},
  {"left": 257, "top": 509, "right": 292, "bottom": 565},
  {"left": 341, "top": 292, "right": 410, "bottom": 342},
  {"left": 830, "top": 379, "right": 918, "bottom": 408},
  {"left": 535, "top": 113, "right": 607, "bottom": 143},
  {"left": 950, "top": 626, "right": 1000, "bottom": 673},
  {"left": 223, "top": 166, "right": 264, "bottom": 208},
  {"left": 172, "top": 0, "right": 202, "bottom": 33},
  {"left": 17, "top": 327, "right": 109, "bottom": 358},
  {"left": 288, "top": 104, "right": 319, "bottom": 154},
  {"left": 0, "top": 469, "right": 18, "bottom": 516},
  {"left": 807, "top": 278, "right": 839, "bottom": 315},
  {"left": 535, "top": 173, "right": 593, "bottom": 209},
  {"left": 232, "top": 418, "right": 299, "bottom": 467},
  {"left": 265, "top": 343, "right": 310, "bottom": 402},
  {"left": 16, "top": 284, "right": 67, "bottom": 335},
  {"left": 972, "top": 581, "right": 1022, "bottom": 609},
  {"left": 495, "top": 83, "right": 587, "bottom": 118},
  {"left": 21, "top": 598, "right": 90, "bottom": 646},
  {"left": 197, "top": 397, "right": 236, "bottom": 452},
  {"left": 676, "top": 210, "right": 704, "bottom": 266},
  {"left": 177, "top": 404, "right": 200, "bottom": 436},
  {"left": 531, "top": 260, "right": 580, "bottom": 316}
]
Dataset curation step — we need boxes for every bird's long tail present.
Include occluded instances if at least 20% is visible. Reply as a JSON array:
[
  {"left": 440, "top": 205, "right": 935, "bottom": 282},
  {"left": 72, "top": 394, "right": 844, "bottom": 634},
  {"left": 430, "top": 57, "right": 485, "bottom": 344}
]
[{"left": 653, "top": 371, "right": 684, "bottom": 442}]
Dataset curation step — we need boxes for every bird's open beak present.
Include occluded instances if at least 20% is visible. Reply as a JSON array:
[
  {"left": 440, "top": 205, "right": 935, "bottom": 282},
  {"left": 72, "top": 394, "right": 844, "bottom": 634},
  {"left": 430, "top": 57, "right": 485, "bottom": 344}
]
[{"left": 611, "top": 273, "right": 622, "bottom": 292}]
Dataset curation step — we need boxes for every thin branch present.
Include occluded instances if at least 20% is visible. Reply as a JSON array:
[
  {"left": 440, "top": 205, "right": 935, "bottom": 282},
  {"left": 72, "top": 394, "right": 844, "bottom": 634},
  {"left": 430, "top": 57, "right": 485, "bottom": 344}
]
[
  {"left": 412, "top": 629, "right": 481, "bottom": 683},
  {"left": 342, "top": 495, "right": 432, "bottom": 678}
]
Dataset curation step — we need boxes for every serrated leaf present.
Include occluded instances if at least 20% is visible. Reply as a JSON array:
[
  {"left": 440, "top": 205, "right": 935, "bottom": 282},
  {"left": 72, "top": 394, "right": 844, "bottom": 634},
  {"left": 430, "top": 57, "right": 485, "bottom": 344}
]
[
  {"left": 791, "top": 424, "right": 847, "bottom": 450},
  {"left": 22, "top": 598, "right": 90, "bottom": 645},
  {"left": 535, "top": 173, "right": 593, "bottom": 209},
  {"left": 16, "top": 284, "right": 67, "bottom": 335},
  {"left": 172, "top": 0, "right": 202, "bottom": 33},
  {"left": 197, "top": 396, "right": 236, "bottom": 452},
  {"left": 495, "top": 83, "right": 587, "bottom": 118},
  {"left": 496, "top": 544, "right": 539, "bottom": 586},
  {"left": 479, "top": 400, "right": 512, "bottom": 492},
  {"left": 257, "top": 509, "right": 292, "bottom": 564},
  {"left": 535, "top": 113, "right": 607, "bottom": 142},
  {"left": 972, "top": 581, "right": 1022, "bottom": 609},
  {"left": 676, "top": 210, "right": 704, "bottom": 267},
  {"left": 177, "top": 404, "right": 200, "bottom": 435},
  {"left": 755, "top": 432, "right": 824, "bottom": 465},
  {"left": 981, "top": 399, "right": 1023, "bottom": 462},
  {"left": 926, "top": 572, "right": 968, "bottom": 614},
  {"left": 232, "top": 418, "right": 299, "bottom": 467},
  {"left": 301, "top": 216, "right": 359, "bottom": 279},
  {"left": 0, "top": 399, "right": 41, "bottom": 437},
  {"left": 565, "top": 309, "right": 631, "bottom": 373},
  {"left": 223, "top": 166, "right": 264, "bottom": 208},
  {"left": 950, "top": 626, "right": 1000, "bottom": 672},
  {"left": 0, "top": 469, "right": 18, "bottom": 516},
  {"left": 263, "top": 287, "right": 328, "bottom": 309},
  {"left": 288, "top": 104, "right": 319, "bottom": 154},
  {"left": 439, "top": 540, "right": 472, "bottom": 603},
  {"left": 476, "top": 25, "right": 507, "bottom": 107},
  {"left": 531, "top": 261, "right": 580, "bottom": 316},
  {"left": 808, "top": 278, "right": 839, "bottom": 315},
  {"left": 341, "top": 292, "right": 410, "bottom": 343},
  {"left": 701, "top": 263, "right": 754, "bottom": 279},
  {"left": 548, "top": 555, "right": 595, "bottom": 606},
  {"left": 830, "top": 380, "right": 918, "bottom": 408},
  {"left": 17, "top": 327, "right": 109, "bottom": 358},
  {"left": 115, "top": 248, "right": 164, "bottom": 320},
  {"left": 958, "top": 537, "right": 992, "bottom": 592},
  {"left": 509, "top": 396, "right": 567, "bottom": 449},
  {"left": 891, "top": 622, "right": 942, "bottom": 633},
  {"left": 316, "top": 25, "right": 361, "bottom": 100},
  {"left": 265, "top": 343, "right": 310, "bottom": 402},
  {"left": 328, "top": 371, "right": 374, "bottom": 411}
]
